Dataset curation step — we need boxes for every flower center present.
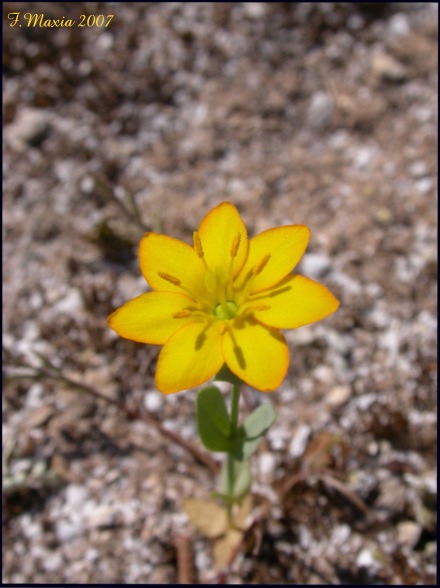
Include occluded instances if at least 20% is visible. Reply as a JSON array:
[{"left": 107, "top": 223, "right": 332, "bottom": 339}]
[{"left": 214, "top": 301, "right": 237, "bottom": 320}]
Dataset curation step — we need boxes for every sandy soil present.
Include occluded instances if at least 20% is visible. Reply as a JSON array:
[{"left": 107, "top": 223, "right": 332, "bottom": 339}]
[{"left": 3, "top": 2, "right": 437, "bottom": 584}]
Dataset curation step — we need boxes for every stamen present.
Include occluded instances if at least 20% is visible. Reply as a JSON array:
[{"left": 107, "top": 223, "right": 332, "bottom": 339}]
[
  {"left": 230, "top": 233, "right": 241, "bottom": 258},
  {"left": 172, "top": 309, "right": 192, "bottom": 318},
  {"left": 193, "top": 231, "right": 204, "bottom": 259},
  {"left": 253, "top": 254, "right": 271, "bottom": 275},
  {"left": 239, "top": 302, "right": 271, "bottom": 316},
  {"left": 158, "top": 272, "right": 181, "bottom": 286}
]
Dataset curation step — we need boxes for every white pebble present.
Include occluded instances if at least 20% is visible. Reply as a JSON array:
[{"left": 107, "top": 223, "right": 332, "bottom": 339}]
[
  {"left": 396, "top": 521, "right": 422, "bottom": 548},
  {"left": 299, "top": 253, "right": 331, "bottom": 279},
  {"left": 307, "top": 92, "right": 333, "bottom": 128},
  {"left": 65, "top": 484, "right": 89, "bottom": 508},
  {"left": 388, "top": 13, "right": 410, "bottom": 37},
  {"left": 356, "top": 548, "right": 379, "bottom": 570},
  {"left": 55, "top": 519, "right": 84, "bottom": 543},
  {"left": 258, "top": 452, "right": 277, "bottom": 484},
  {"left": 326, "top": 385, "right": 351, "bottom": 407},
  {"left": 144, "top": 390, "right": 164, "bottom": 413},
  {"left": 53, "top": 288, "right": 84, "bottom": 314},
  {"left": 415, "top": 178, "right": 434, "bottom": 195},
  {"left": 288, "top": 424, "right": 311, "bottom": 459}
]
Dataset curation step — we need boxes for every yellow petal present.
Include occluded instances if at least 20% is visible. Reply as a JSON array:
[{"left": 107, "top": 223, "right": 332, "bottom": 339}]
[
  {"left": 155, "top": 320, "right": 224, "bottom": 394},
  {"left": 251, "top": 274, "right": 340, "bottom": 329},
  {"left": 107, "top": 291, "right": 195, "bottom": 345},
  {"left": 139, "top": 233, "right": 206, "bottom": 297},
  {"left": 222, "top": 318, "right": 289, "bottom": 391},
  {"left": 237, "top": 225, "right": 310, "bottom": 293},
  {"left": 197, "top": 202, "right": 248, "bottom": 277}
]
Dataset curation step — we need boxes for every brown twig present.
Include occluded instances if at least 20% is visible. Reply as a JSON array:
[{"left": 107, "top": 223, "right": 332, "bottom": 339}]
[
  {"left": 3, "top": 348, "right": 220, "bottom": 475},
  {"left": 320, "top": 472, "right": 371, "bottom": 516},
  {"left": 175, "top": 534, "right": 196, "bottom": 584},
  {"left": 94, "top": 176, "right": 149, "bottom": 233}
]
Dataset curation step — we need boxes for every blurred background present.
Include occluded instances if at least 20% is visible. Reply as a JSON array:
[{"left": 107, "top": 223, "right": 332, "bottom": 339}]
[{"left": 3, "top": 2, "right": 437, "bottom": 584}]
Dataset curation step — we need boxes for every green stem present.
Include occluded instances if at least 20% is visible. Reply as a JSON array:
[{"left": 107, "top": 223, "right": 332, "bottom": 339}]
[
  {"left": 230, "top": 382, "right": 241, "bottom": 436},
  {"left": 226, "top": 382, "right": 241, "bottom": 521}
]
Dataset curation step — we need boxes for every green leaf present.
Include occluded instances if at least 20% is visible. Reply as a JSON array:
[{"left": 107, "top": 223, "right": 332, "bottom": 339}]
[
  {"left": 232, "top": 403, "right": 277, "bottom": 461},
  {"left": 196, "top": 386, "right": 232, "bottom": 452},
  {"left": 220, "top": 458, "right": 252, "bottom": 501}
]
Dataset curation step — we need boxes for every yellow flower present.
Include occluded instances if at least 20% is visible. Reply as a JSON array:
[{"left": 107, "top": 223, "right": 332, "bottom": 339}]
[{"left": 108, "top": 202, "right": 339, "bottom": 394}]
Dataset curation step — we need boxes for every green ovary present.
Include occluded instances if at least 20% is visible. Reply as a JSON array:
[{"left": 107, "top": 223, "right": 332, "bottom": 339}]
[{"left": 215, "top": 301, "right": 238, "bottom": 320}]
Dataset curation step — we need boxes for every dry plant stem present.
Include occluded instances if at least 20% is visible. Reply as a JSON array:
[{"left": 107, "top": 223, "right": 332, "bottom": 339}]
[
  {"left": 94, "top": 176, "right": 149, "bottom": 233},
  {"left": 174, "top": 534, "right": 195, "bottom": 584},
  {"left": 3, "top": 350, "right": 219, "bottom": 475}
]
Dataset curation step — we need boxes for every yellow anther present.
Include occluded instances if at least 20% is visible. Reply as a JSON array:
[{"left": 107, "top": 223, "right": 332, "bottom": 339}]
[
  {"left": 252, "top": 304, "right": 270, "bottom": 311},
  {"left": 253, "top": 254, "right": 271, "bottom": 275},
  {"left": 158, "top": 272, "right": 181, "bottom": 286},
  {"left": 193, "top": 231, "right": 204, "bottom": 259},
  {"left": 172, "top": 309, "right": 192, "bottom": 318},
  {"left": 230, "top": 233, "right": 241, "bottom": 258}
]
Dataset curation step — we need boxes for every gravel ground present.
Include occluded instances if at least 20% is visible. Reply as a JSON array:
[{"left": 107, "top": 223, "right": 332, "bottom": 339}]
[{"left": 3, "top": 2, "right": 437, "bottom": 584}]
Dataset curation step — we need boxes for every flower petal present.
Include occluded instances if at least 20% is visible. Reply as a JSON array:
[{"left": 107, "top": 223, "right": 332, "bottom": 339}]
[
  {"left": 107, "top": 291, "right": 196, "bottom": 345},
  {"left": 251, "top": 274, "right": 340, "bottom": 329},
  {"left": 222, "top": 317, "right": 289, "bottom": 391},
  {"left": 197, "top": 202, "right": 248, "bottom": 277},
  {"left": 155, "top": 320, "right": 224, "bottom": 394},
  {"left": 237, "top": 225, "right": 310, "bottom": 293},
  {"left": 139, "top": 232, "right": 206, "bottom": 297}
]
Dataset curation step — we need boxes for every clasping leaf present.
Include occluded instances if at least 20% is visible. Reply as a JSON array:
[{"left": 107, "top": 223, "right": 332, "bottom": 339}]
[
  {"left": 196, "top": 386, "right": 232, "bottom": 452},
  {"left": 232, "top": 402, "right": 277, "bottom": 461}
]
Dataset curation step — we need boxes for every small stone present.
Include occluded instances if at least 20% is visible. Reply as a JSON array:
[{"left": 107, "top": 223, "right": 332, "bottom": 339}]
[
  {"left": 326, "top": 385, "right": 351, "bottom": 407},
  {"left": 331, "top": 524, "right": 351, "bottom": 545},
  {"left": 42, "top": 552, "right": 63, "bottom": 573},
  {"left": 85, "top": 504, "right": 115, "bottom": 529},
  {"left": 258, "top": 452, "right": 277, "bottom": 484},
  {"left": 144, "top": 390, "right": 163, "bottom": 413},
  {"left": 415, "top": 177, "right": 433, "bottom": 195},
  {"left": 356, "top": 392, "right": 377, "bottom": 412},
  {"left": 396, "top": 521, "right": 422, "bottom": 548},
  {"left": 352, "top": 145, "right": 377, "bottom": 169},
  {"left": 9, "top": 107, "right": 51, "bottom": 146},
  {"left": 96, "top": 32, "right": 114, "bottom": 51},
  {"left": 55, "top": 519, "right": 84, "bottom": 542},
  {"left": 375, "top": 477, "right": 406, "bottom": 513},
  {"left": 424, "top": 541, "right": 436, "bottom": 557},
  {"left": 85, "top": 547, "right": 99, "bottom": 562},
  {"left": 367, "top": 441, "right": 379, "bottom": 456},
  {"left": 80, "top": 176, "right": 95, "bottom": 194},
  {"left": 388, "top": 13, "right": 410, "bottom": 37},
  {"left": 313, "top": 365, "right": 334, "bottom": 385},
  {"left": 288, "top": 424, "right": 311, "bottom": 459},
  {"left": 243, "top": 3, "right": 267, "bottom": 19},
  {"left": 307, "top": 92, "right": 333, "bottom": 128},
  {"left": 356, "top": 548, "right": 380, "bottom": 570},
  {"left": 78, "top": 60, "right": 92, "bottom": 76},
  {"left": 299, "top": 253, "right": 331, "bottom": 279},
  {"left": 53, "top": 288, "right": 84, "bottom": 314},
  {"left": 409, "top": 161, "right": 429, "bottom": 178},
  {"left": 374, "top": 207, "right": 393, "bottom": 224},
  {"left": 371, "top": 53, "right": 406, "bottom": 81},
  {"left": 25, "top": 383, "right": 44, "bottom": 408},
  {"left": 65, "top": 484, "right": 89, "bottom": 509}
]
